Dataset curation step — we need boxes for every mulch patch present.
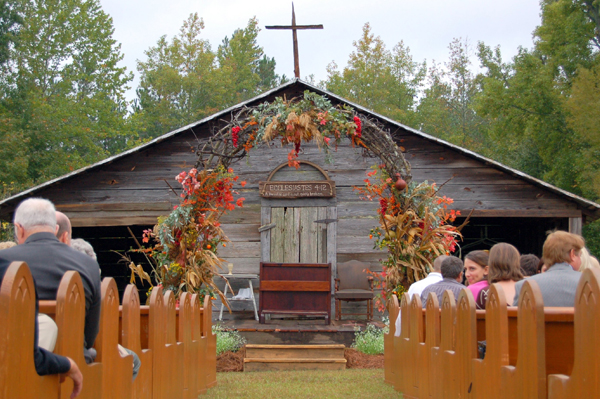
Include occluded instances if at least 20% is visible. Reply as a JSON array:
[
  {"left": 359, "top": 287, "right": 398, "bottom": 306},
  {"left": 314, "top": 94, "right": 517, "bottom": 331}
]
[
  {"left": 344, "top": 348, "right": 384, "bottom": 369},
  {"left": 216, "top": 347, "right": 245, "bottom": 372},
  {"left": 216, "top": 347, "right": 383, "bottom": 372}
]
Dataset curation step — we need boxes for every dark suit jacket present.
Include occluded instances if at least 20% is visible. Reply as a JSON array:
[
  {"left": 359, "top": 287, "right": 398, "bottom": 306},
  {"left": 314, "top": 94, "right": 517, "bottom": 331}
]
[
  {"left": 0, "top": 232, "right": 101, "bottom": 350},
  {"left": 0, "top": 257, "right": 71, "bottom": 375},
  {"left": 513, "top": 262, "right": 581, "bottom": 307}
]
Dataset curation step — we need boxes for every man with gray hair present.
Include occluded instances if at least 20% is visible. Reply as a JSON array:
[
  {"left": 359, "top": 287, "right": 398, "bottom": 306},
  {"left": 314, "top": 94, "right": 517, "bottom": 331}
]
[
  {"left": 420, "top": 256, "right": 465, "bottom": 307},
  {"left": 0, "top": 198, "right": 101, "bottom": 363}
]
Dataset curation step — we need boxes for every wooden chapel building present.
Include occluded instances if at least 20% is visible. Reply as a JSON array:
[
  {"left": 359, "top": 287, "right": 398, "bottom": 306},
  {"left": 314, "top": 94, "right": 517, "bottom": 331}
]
[{"left": 1, "top": 79, "right": 599, "bottom": 316}]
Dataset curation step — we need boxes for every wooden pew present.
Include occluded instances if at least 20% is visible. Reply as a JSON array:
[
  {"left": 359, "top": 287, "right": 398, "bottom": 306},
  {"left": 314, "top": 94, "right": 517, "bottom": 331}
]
[
  {"left": 404, "top": 294, "right": 424, "bottom": 398},
  {"left": 471, "top": 284, "right": 509, "bottom": 399},
  {"left": 475, "top": 307, "right": 575, "bottom": 376},
  {"left": 148, "top": 286, "right": 167, "bottom": 399},
  {"left": 203, "top": 295, "right": 217, "bottom": 388},
  {"left": 501, "top": 280, "right": 547, "bottom": 399},
  {"left": 54, "top": 270, "right": 103, "bottom": 399},
  {"left": 178, "top": 292, "right": 199, "bottom": 399},
  {"left": 0, "top": 261, "right": 60, "bottom": 399},
  {"left": 96, "top": 277, "right": 133, "bottom": 399},
  {"left": 384, "top": 294, "right": 399, "bottom": 385},
  {"left": 121, "top": 284, "right": 153, "bottom": 399},
  {"left": 5, "top": 274, "right": 217, "bottom": 399},
  {"left": 548, "top": 268, "right": 600, "bottom": 398},
  {"left": 393, "top": 293, "right": 411, "bottom": 393},
  {"left": 417, "top": 292, "right": 440, "bottom": 399},
  {"left": 164, "top": 290, "right": 184, "bottom": 398},
  {"left": 191, "top": 293, "right": 208, "bottom": 395},
  {"left": 430, "top": 291, "right": 455, "bottom": 399}
]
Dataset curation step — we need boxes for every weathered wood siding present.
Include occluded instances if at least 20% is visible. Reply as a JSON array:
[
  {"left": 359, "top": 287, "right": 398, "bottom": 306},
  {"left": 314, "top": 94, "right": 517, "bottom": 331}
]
[{"left": 0, "top": 95, "right": 587, "bottom": 315}]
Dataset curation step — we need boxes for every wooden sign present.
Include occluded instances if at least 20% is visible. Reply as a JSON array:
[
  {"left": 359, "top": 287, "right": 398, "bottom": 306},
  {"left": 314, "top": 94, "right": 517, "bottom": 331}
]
[{"left": 259, "top": 181, "right": 336, "bottom": 198}]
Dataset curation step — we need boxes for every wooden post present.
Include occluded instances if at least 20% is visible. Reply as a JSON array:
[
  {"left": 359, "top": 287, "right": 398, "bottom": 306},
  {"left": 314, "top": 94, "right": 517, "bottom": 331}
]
[
  {"left": 54, "top": 271, "right": 103, "bottom": 399},
  {"left": 431, "top": 291, "right": 456, "bottom": 398},
  {"left": 96, "top": 278, "right": 133, "bottom": 399},
  {"left": 470, "top": 283, "right": 509, "bottom": 399},
  {"left": 420, "top": 292, "right": 441, "bottom": 398},
  {"left": 569, "top": 217, "right": 582, "bottom": 235},
  {"left": 191, "top": 294, "right": 208, "bottom": 395},
  {"left": 384, "top": 295, "right": 399, "bottom": 385},
  {"left": 501, "top": 280, "right": 547, "bottom": 399},
  {"left": 121, "top": 285, "right": 152, "bottom": 399}
]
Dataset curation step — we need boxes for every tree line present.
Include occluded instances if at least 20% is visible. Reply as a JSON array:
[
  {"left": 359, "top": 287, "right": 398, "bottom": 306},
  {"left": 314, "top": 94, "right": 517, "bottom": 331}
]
[{"left": 1, "top": 0, "right": 599, "bottom": 251}]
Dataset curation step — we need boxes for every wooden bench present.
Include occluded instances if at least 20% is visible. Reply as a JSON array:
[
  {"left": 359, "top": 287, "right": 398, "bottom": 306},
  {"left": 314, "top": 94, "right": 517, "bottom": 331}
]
[
  {"left": 386, "top": 268, "right": 600, "bottom": 398},
  {"left": 8, "top": 262, "right": 216, "bottom": 399},
  {"left": 259, "top": 262, "right": 331, "bottom": 324},
  {"left": 0, "top": 261, "right": 60, "bottom": 399}
]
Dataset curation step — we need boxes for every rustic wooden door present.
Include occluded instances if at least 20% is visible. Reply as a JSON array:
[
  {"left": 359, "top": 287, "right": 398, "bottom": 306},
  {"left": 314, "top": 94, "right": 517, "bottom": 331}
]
[{"left": 269, "top": 207, "right": 327, "bottom": 263}]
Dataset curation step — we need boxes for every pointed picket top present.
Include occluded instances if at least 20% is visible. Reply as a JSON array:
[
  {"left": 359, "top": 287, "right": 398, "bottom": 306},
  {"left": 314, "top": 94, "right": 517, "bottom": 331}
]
[
  {"left": 486, "top": 283, "right": 510, "bottom": 366},
  {"left": 388, "top": 294, "right": 399, "bottom": 336},
  {"left": 470, "top": 283, "right": 509, "bottom": 399},
  {"left": 409, "top": 293, "right": 424, "bottom": 343},
  {"left": 440, "top": 290, "right": 457, "bottom": 351},
  {"left": 501, "top": 279, "right": 546, "bottom": 399},
  {"left": 400, "top": 292, "right": 411, "bottom": 340},
  {"left": 426, "top": 292, "right": 441, "bottom": 348}
]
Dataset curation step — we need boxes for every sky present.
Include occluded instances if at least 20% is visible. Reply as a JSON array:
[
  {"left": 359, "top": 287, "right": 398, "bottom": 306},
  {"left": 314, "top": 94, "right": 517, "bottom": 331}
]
[{"left": 99, "top": 0, "right": 542, "bottom": 101}]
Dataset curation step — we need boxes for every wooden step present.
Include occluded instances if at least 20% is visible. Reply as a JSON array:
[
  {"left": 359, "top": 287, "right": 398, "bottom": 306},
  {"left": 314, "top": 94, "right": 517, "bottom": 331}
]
[
  {"left": 243, "top": 358, "right": 347, "bottom": 372},
  {"left": 245, "top": 344, "right": 345, "bottom": 359},
  {"left": 244, "top": 344, "right": 347, "bottom": 371}
]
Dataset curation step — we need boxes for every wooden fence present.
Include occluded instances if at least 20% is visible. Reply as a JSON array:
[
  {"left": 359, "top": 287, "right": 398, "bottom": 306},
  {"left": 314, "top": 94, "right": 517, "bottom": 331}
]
[
  {"left": 0, "top": 261, "right": 216, "bottom": 399},
  {"left": 385, "top": 267, "right": 600, "bottom": 398}
]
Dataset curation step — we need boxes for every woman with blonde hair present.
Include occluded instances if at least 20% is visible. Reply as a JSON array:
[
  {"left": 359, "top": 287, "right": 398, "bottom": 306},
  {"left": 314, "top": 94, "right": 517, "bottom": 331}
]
[
  {"left": 578, "top": 247, "right": 600, "bottom": 272},
  {"left": 476, "top": 243, "right": 523, "bottom": 309}
]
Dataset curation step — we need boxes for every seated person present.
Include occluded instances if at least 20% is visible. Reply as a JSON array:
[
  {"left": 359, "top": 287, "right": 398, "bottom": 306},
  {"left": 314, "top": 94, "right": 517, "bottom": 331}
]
[
  {"left": 420, "top": 256, "right": 465, "bottom": 307},
  {"left": 0, "top": 199, "right": 101, "bottom": 363},
  {"left": 520, "top": 254, "right": 540, "bottom": 277},
  {"left": 464, "top": 250, "right": 489, "bottom": 301},
  {"left": 0, "top": 257, "right": 83, "bottom": 398},
  {"left": 578, "top": 247, "right": 600, "bottom": 272},
  {"left": 394, "top": 255, "right": 446, "bottom": 336},
  {"left": 513, "top": 231, "right": 584, "bottom": 307},
  {"left": 0, "top": 240, "right": 58, "bottom": 350},
  {"left": 476, "top": 243, "right": 523, "bottom": 309}
]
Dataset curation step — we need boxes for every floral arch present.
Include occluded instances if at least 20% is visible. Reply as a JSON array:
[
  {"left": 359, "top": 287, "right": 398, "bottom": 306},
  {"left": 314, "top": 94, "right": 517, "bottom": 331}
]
[{"left": 132, "top": 91, "right": 463, "bottom": 310}]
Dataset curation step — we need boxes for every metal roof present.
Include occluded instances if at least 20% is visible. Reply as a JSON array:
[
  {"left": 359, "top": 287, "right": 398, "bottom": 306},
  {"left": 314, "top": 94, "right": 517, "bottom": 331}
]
[{"left": 2, "top": 78, "right": 599, "bottom": 220}]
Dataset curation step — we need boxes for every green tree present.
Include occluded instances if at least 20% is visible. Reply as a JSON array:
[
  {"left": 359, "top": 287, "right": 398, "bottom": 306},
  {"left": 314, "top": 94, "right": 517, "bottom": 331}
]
[
  {"left": 1, "top": 0, "right": 134, "bottom": 187},
  {"left": 136, "top": 15, "right": 280, "bottom": 139},
  {"left": 416, "top": 38, "right": 488, "bottom": 152},
  {"left": 136, "top": 13, "right": 217, "bottom": 139},
  {"left": 325, "top": 23, "right": 425, "bottom": 124},
  {"left": 216, "top": 17, "right": 281, "bottom": 105},
  {"left": 0, "top": 0, "right": 20, "bottom": 65}
]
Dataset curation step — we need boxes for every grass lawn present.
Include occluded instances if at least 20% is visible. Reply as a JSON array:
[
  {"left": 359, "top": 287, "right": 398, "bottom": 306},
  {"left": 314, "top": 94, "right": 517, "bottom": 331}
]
[{"left": 209, "top": 369, "right": 402, "bottom": 399}]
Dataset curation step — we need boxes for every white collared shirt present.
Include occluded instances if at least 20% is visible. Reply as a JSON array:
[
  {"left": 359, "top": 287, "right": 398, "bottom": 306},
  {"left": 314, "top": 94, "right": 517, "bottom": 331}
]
[{"left": 394, "top": 272, "right": 443, "bottom": 337}]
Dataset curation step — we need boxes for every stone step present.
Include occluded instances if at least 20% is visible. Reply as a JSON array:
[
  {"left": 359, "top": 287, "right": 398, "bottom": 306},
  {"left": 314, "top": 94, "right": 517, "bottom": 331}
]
[{"left": 243, "top": 344, "right": 347, "bottom": 371}]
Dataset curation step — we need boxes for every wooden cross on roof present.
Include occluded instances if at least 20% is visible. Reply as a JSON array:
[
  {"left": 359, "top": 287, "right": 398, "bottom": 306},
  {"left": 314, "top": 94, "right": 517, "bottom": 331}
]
[{"left": 265, "top": 3, "right": 323, "bottom": 79}]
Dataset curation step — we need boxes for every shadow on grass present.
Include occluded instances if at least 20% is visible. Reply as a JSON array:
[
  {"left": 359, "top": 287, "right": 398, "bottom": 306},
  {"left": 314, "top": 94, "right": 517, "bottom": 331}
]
[{"left": 209, "top": 369, "right": 402, "bottom": 399}]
